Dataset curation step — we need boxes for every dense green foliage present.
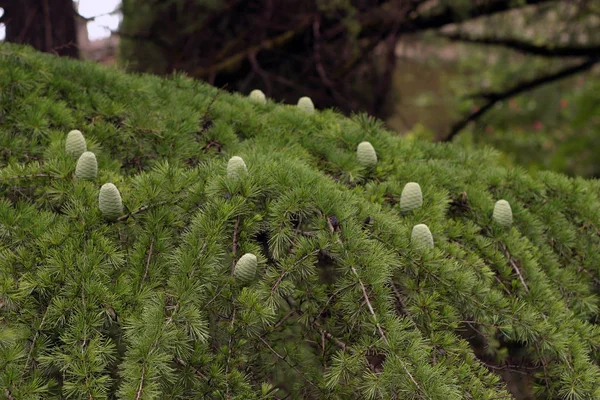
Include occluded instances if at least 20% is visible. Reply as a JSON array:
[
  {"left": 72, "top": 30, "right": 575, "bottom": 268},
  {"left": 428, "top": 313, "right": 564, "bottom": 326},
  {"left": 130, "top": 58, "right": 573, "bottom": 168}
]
[{"left": 2, "top": 44, "right": 600, "bottom": 399}]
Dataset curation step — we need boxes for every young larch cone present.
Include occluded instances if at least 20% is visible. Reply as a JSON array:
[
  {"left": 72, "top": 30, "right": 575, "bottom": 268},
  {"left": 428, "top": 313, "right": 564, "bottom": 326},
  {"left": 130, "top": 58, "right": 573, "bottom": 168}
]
[
  {"left": 234, "top": 253, "right": 257, "bottom": 283},
  {"left": 297, "top": 97, "right": 315, "bottom": 114},
  {"left": 99, "top": 183, "right": 123, "bottom": 221},
  {"left": 493, "top": 199, "right": 513, "bottom": 226},
  {"left": 357, "top": 141, "right": 377, "bottom": 166},
  {"left": 400, "top": 182, "right": 423, "bottom": 212},
  {"left": 66, "top": 129, "right": 87, "bottom": 158},
  {"left": 411, "top": 223, "right": 434, "bottom": 250},
  {"left": 227, "top": 156, "right": 247, "bottom": 180},
  {"left": 75, "top": 151, "right": 98, "bottom": 180},
  {"left": 249, "top": 89, "right": 266, "bottom": 105}
]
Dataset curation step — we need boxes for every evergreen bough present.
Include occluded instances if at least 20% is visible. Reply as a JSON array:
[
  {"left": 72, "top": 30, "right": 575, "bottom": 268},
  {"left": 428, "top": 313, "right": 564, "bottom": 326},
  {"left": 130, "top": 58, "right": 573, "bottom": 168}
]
[
  {"left": 65, "top": 129, "right": 87, "bottom": 157},
  {"left": 98, "top": 182, "right": 123, "bottom": 221},
  {"left": 400, "top": 182, "right": 423, "bottom": 212},
  {"left": 356, "top": 141, "right": 377, "bottom": 166},
  {"left": 297, "top": 96, "right": 315, "bottom": 114},
  {"left": 249, "top": 89, "right": 267, "bottom": 105},
  {"left": 2, "top": 44, "right": 600, "bottom": 400},
  {"left": 75, "top": 151, "right": 98, "bottom": 180}
]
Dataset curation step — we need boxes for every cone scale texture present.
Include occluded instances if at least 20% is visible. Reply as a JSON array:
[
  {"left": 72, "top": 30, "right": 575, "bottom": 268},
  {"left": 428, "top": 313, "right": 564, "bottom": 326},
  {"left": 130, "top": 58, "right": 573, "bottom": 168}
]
[
  {"left": 249, "top": 89, "right": 266, "bottom": 105},
  {"left": 227, "top": 156, "right": 247, "bottom": 180},
  {"left": 297, "top": 97, "right": 315, "bottom": 114},
  {"left": 493, "top": 199, "right": 513, "bottom": 226},
  {"left": 357, "top": 141, "right": 377, "bottom": 166},
  {"left": 411, "top": 224, "right": 434, "bottom": 250},
  {"left": 99, "top": 183, "right": 123, "bottom": 221},
  {"left": 234, "top": 253, "right": 257, "bottom": 283},
  {"left": 66, "top": 130, "right": 87, "bottom": 158},
  {"left": 75, "top": 151, "right": 98, "bottom": 180},
  {"left": 400, "top": 182, "right": 423, "bottom": 212}
]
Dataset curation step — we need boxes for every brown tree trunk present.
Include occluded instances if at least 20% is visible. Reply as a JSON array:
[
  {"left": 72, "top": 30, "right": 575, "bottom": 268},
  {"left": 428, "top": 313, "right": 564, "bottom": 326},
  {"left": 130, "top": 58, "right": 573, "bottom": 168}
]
[{"left": 1, "top": 0, "right": 79, "bottom": 58}]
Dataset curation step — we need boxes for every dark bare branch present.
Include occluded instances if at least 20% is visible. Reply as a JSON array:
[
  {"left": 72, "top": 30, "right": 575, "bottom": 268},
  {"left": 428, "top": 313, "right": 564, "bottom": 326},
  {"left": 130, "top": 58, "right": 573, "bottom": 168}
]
[
  {"left": 441, "top": 57, "right": 599, "bottom": 142},
  {"left": 440, "top": 33, "right": 600, "bottom": 57}
]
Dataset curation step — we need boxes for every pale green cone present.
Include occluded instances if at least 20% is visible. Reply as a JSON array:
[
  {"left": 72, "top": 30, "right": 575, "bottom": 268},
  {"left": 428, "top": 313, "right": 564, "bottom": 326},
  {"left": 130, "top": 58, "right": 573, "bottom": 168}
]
[
  {"left": 493, "top": 199, "right": 513, "bottom": 226},
  {"left": 357, "top": 141, "right": 377, "bottom": 166},
  {"left": 99, "top": 183, "right": 123, "bottom": 221},
  {"left": 227, "top": 156, "right": 247, "bottom": 180},
  {"left": 66, "top": 130, "right": 87, "bottom": 158},
  {"left": 75, "top": 151, "right": 98, "bottom": 180},
  {"left": 297, "top": 96, "right": 315, "bottom": 114},
  {"left": 249, "top": 89, "right": 266, "bottom": 105},
  {"left": 411, "top": 224, "right": 434, "bottom": 250},
  {"left": 234, "top": 253, "right": 257, "bottom": 283},
  {"left": 400, "top": 182, "right": 423, "bottom": 212}
]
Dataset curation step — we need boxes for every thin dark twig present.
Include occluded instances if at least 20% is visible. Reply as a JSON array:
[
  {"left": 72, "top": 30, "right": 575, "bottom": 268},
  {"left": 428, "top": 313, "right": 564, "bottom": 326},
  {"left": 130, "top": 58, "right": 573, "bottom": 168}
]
[
  {"left": 440, "top": 32, "right": 600, "bottom": 58},
  {"left": 0, "top": 173, "right": 58, "bottom": 182},
  {"left": 140, "top": 238, "right": 154, "bottom": 289},
  {"left": 442, "top": 57, "right": 598, "bottom": 141},
  {"left": 257, "top": 336, "right": 321, "bottom": 390},
  {"left": 499, "top": 242, "right": 530, "bottom": 294},
  {"left": 231, "top": 216, "right": 240, "bottom": 275}
]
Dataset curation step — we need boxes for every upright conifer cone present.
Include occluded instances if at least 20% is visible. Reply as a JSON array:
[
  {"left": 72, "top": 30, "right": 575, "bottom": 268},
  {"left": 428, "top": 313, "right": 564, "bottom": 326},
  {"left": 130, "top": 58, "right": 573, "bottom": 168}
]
[
  {"left": 75, "top": 151, "right": 98, "bottom": 180},
  {"left": 227, "top": 156, "right": 247, "bottom": 179},
  {"left": 357, "top": 141, "right": 377, "bottom": 166},
  {"left": 400, "top": 182, "right": 423, "bottom": 212},
  {"left": 65, "top": 130, "right": 87, "bottom": 158},
  {"left": 99, "top": 183, "right": 123, "bottom": 221},
  {"left": 411, "top": 224, "right": 434, "bottom": 250},
  {"left": 249, "top": 89, "right": 266, "bottom": 105},
  {"left": 297, "top": 97, "right": 315, "bottom": 114},
  {"left": 234, "top": 253, "right": 257, "bottom": 283},
  {"left": 493, "top": 199, "right": 513, "bottom": 226}
]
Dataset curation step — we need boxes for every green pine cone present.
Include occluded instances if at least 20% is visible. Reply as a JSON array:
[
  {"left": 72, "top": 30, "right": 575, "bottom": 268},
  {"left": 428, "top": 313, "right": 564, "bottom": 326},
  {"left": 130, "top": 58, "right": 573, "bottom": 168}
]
[
  {"left": 400, "top": 182, "right": 423, "bottom": 212},
  {"left": 234, "top": 253, "right": 257, "bottom": 283},
  {"left": 493, "top": 199, "right": 513, "bottom": 226},
  {"left": 411, "top": 224, "right": 434, "bottom": 250},
  {"left": 227, "top": 156, "right": 247, "bottom": 180},
  {"left": 357, "top": 141, "right": 377, "bottom": 166},
  {"left": 65, "top": 130, "right": 87, "bottom": 158},
  {"left": 75, "top": 151, "right": 98, "bottom": 180},
  {"left": 297, "top": 97, "right": 315, "bottom": 114},
  {"left": 99, "top": 183, "right": 123, "bottom": 221},
  {"left": 249, "top": 89, "right": 266, "bottom": 105}
]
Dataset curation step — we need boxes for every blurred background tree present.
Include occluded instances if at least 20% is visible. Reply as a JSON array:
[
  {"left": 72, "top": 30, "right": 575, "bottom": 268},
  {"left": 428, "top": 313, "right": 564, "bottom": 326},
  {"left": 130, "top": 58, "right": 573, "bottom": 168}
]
[
  {"left": 116, "top": 0, "right": 600, "bottom": 176},
  {"left": 0, "top": 0, "right": 79, "bottom": 57},
  {"left": 1, "top": 0, "right": 598, "bottom": 176}
]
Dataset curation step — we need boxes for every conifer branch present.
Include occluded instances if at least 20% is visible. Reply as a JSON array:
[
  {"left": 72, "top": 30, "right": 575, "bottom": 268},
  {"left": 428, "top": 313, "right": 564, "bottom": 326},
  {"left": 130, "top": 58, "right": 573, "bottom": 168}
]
[
  {"left": 0, "top": 173, "right": 58, "bottom": 182},
  {"left": 231, "top": 216, "right": 240, "bottom": 275},
  {"left": 390, "top": 282, "right": 409, "bottom": 317},
  {"left": 23, "top": 307, "right": 49, "bottom": 373},
  {"left": 141, "top": 238, "right": 154, "bottom": 289},
  {"left": 198, "top": 87, "right": 224, "bottom": 135},
  {"left": 350, "top": 267, "right": 425, "bottom": 397},
  {"left": 225, "top": 307, "right": 236, "bottom": 399},
  {"left": 312, "top": 321, "right": 348, "bottom": 352},
  {"left": 4, "top": 389, "right": 15, "bottom": 400},
  {"left": 499, "top": 242, "right": 530, "bottom": 294},
  {"left": 351, "top": 266, "right": 389, "bottom": 345},
  {"left": 257, "top": 336, "right": 320, "bottom": 390},
  {"left": 134, "top": 364, "right": 145, "bottom": 400},
  {"left": 173, "top": 356, "right": 208, "bottom": 380},
  {"left": 116, "top": 201, "right": 169, "bottom": 221}
]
